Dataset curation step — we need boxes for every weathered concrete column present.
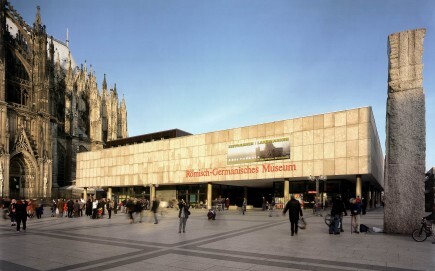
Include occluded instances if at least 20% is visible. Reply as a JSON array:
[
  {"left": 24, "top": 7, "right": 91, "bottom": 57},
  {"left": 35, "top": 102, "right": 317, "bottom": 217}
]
[
  {"left": 356, "top": 175, "right": 362, "bottom": 198},
  {"left": 284, "top": 178, "right": 290, "bottom": 202},
  {"left": 83, "top": 187, "right": 87, "bottom": 202},
  {"left": 107, "top": 187, "right": 112, "bottom": 200},
  {"left": 150, "top": 185, "right": 156, "bottom": 202},
  {"left": 207, "top": 183, "right": 212, "bottom": 210},
  {"left": 384, "top": 29, "right": 426, "bottom": 234}
]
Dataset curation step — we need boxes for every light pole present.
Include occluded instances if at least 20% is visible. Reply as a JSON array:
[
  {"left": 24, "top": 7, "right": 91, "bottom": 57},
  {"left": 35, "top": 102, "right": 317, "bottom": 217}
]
[{"left": 308, "top": 175, "right": 327, "bottom": 203}]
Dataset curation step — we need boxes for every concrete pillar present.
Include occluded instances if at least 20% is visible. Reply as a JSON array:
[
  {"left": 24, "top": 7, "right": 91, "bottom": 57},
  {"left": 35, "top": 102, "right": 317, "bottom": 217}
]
[
  {"left": 107, "top": 187, "right": 112, "bottom": 200},
  {"left": 150, "top": 185, "right": 156, "bottom": 202},
  {"left": 284, "top": 178, "right": 290, "bottom": 202},
  {"left": 244, "top": 186, "right": 248, "bottom": 200},
  {"left": 207, "top": 183, "right": 212, "bottom": 210},
  {"left": 83, "top": 187, "right": 87, "bottom": 202},
  {"left": 385, "top": 29, "right": 426, "bottom": 234},
  {"left": 356, "top": 175, "right": 362, "bottom": 198}
]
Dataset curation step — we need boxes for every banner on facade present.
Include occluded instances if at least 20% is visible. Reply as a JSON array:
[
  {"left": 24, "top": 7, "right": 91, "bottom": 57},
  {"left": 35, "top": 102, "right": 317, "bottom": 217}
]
[{"left": 227, "top": 137, "right": 290, "bottom": 165}]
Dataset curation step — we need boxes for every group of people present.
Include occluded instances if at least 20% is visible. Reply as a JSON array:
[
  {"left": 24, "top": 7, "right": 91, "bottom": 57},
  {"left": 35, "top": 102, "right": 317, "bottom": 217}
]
[
  {"left": 8, "top": 199, "right": 29, "bottom": 232},
  {"left": 329, "top": 195, "right": 364, "bottom": 234},
  {"left": 122, "top": 197, "right": 160, "bottom": 224},
  {"left": 1, "top": 198, "right": 46, "bottom": 232},
  {"left": 280, "top": 194, "right": 369, "bottom": 236}
]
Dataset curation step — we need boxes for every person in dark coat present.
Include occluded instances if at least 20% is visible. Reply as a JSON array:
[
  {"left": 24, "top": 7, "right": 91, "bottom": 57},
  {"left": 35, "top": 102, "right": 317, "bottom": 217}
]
[
  {"left": 36, "top": 203, "right": 43, "bottom": 219},
  {"left": 9, "top": 199, "right": 17, "bottom": 226},
  {"left": 178, "top": 199, "right": 190, "bottom": 233},
  {"left": 67, "top": 199, "right": 74, "bottom": 218},
  {"left": 15, "top": 199, "right": 28, "bottom": 232},
  {"left": 283, "top": 195, "right": 303, "bottom": 236},
  {"left": 86, "top": 199, "right": 92, "bottom": 217},
  {"left": 331, "top": 196, "right": 346, "bottom": 232},
  {"left": 151, "top": 197, "right": 160, "bottom": 224}
]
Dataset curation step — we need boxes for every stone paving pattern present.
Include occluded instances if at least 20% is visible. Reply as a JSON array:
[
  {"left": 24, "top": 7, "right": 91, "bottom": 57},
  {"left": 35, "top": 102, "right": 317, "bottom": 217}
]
[{"left": 1, "top": 207, "right": 434, "bottom": 271}]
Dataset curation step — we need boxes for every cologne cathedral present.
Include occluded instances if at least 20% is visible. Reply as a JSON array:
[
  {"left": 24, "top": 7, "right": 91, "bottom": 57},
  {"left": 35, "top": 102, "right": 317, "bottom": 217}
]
[{"left": 0, "top": 2, "right": 128, "bottom": 199}]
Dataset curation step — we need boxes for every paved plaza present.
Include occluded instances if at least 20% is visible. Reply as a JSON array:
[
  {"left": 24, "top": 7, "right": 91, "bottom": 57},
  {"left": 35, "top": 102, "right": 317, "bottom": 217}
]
[{"left": 0, "top": 206, "right": 434, "bottom": 271}]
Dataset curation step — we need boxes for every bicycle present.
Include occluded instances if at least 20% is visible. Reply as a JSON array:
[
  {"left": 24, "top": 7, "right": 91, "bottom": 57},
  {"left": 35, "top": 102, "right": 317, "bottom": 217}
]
[{"left": 411, "top": 217, "right": 434, "bottom": 242}]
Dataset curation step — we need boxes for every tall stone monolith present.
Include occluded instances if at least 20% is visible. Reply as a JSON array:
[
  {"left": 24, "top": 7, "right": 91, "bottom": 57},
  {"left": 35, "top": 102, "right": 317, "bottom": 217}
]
[{"left": 384, "top": 29, "right": 426, "bottom": 234}]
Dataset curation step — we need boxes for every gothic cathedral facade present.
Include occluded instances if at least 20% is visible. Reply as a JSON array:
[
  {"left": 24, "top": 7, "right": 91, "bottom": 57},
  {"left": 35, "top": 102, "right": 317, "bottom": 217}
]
[{"left": 0, "top": 2, "right": 128, "bottom": 199}]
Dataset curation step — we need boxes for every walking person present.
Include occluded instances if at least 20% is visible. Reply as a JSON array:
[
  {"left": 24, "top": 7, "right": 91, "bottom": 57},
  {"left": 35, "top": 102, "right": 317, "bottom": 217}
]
[
  {"left": 242, "top": 197, "right": 247, "bottom": 215},
  {"left": 269, "top": 199, "right": 276, "bottom": 217},
  {"left": 50, "top": 200, "right": 57, "bottom": 217},
  {"left": 126, "top": 198, "right": 134, "bottom": 223},
  {"left": 67, "top": 198, "right": 74, "bottom": 218},
  {"left": 15, "top": 199, "right": 28, "bottom": 232},
  {"left": 9, "top": 199, "right": 17, "bottom": 226},
  {"left": 86, "top": 198, "right": 92, "bottom": 217},
  {"left": 178, "top": 199, "right": 190, "bottom": 233},
  {"left": 151, "top": 197, "right": 160, "bottom": 224},
  {"left": 57, "top": 199, "right": 64, "bottom": 218},
  {"left": 113, "top": 200, "right": 118, "bottom": 214},
  {"left": 283, "top": 195, "right": 303, "bottom": 236}
]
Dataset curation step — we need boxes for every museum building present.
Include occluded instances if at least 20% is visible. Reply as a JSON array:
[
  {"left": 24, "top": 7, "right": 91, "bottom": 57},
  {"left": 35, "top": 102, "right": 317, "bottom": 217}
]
[{"left": 76, "top": 106, "right": 384, "bottom": 210}]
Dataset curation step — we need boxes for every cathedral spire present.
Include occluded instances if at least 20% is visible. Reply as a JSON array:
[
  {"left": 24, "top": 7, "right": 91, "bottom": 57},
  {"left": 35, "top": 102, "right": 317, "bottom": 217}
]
[
  {"left": 35, "top": 6, "right": 42, "bottom": 26},
  {"left": 102, "top": 73, "right": 107, "bottom": 90}
]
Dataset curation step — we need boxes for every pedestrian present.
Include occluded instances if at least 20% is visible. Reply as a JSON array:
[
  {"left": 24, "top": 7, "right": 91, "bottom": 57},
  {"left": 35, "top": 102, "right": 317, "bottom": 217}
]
[
  {"left": 329, "top": 196, "right": 346, "bottom": 234},
  {"left": 113, "top": 200, "right": 118, "bottom": 214},
  {"left": 92, "top": 198, "right": 98, "bottom": 219},
  {"left": 79, "top": 198, "right": 85, "bottom": 217},
  {"left": 63, "top": 200, "right": 68, "bottom": 217},
  {"left": 178, "top": 199, "right": 190, "bottom": 233},
  {"left": 242, "top": 197, "right": 247, "bottom": 215},
  {"left": 86, "top": 198, "right": 92, "bottom": 216},
  {"left": 107, "top": 199, "right": 113, "bottom": 219},
  {"left": 151, "top": 197, "right": 160, "bottom": 224},
  {"left": 36, "top": 203, "right": 43, "bottom": 219},
  {"left": 350, "top": 197, "right": 362, "bottom": 233},
  {"left": 9, "top": 199, "right": 17, "bottom": 226},
  {"left": 126, "top": 198, "right": 134, "bottom": 223},
  {"left": 331, "top": 196, "right": 346, "bottom": 233},
  {"left": 50, "top": 200, "right": 57, "bottom": 217},
  {"left": 15, "top": 199, "right": 28, "bottom": 232},
  {"left": 262, "top": 197, "right": 267, "bottom": 211},
  {"left": 73, "top": 200, "right": 80, "bottom": 217},
  {"left": 135, "top": 199, "right": 144, "bottom": 223},
  {"left": 269, "top": 199, "right": 276, "bottom": 217},
  {"left": 283, "top": 195, "right": 303, "bottom": 236},
  {"left": 225, "top": 198, "right": 230, "bottom": 210}
]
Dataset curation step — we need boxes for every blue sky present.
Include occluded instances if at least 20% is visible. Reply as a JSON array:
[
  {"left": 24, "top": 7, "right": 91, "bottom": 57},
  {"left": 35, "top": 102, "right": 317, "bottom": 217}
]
[{"left": 10, "top": 0, "right": 435, "bottom": 171}]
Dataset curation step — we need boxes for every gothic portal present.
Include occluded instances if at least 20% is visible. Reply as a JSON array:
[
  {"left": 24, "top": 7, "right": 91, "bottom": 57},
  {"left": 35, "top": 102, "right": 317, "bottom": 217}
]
[{"left": 0, "top": 1, "right": 128, "bottom": 199}]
